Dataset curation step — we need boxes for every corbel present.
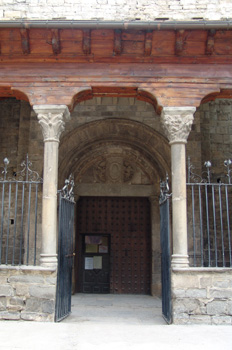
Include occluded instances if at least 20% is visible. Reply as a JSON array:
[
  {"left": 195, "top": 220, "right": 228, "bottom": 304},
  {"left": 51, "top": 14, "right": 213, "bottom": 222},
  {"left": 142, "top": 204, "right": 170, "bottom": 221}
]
[
  {"left": 206, "top": 29, "right": 216, "bottom": 55},
  {"left": 20, "top": 28, "right": 30, "bottom": 55},
  {"left": 144, "top": 30, "right": 153, "bottom": 56},
  {"left": 51, "top": 29, "right": 61, "bottom": 55},
  {"left": 175, "top": 30, "right": 185, "bottom": 56},
  {"left": 113, "top": 29, "right": 122, "bottom": 55},
  {"left": 82, "top": 29, "right": 91, "bottom": 55}
]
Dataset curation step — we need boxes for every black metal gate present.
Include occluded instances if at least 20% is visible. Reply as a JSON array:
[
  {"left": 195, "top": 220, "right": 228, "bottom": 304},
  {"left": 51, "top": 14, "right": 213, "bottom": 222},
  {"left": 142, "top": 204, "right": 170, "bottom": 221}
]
[
  {"left": 160, "top": 177, "right": 172, "bottom": 324},
  {"left": 55, "top": 176, "right": 75, "bottom": 322}
]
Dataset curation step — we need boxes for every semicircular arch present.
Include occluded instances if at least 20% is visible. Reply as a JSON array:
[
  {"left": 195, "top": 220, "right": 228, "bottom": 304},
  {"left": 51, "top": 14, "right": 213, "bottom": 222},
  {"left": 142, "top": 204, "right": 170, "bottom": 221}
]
[{"left": 59, "top": 118, "right": 170, "bottom": 190}]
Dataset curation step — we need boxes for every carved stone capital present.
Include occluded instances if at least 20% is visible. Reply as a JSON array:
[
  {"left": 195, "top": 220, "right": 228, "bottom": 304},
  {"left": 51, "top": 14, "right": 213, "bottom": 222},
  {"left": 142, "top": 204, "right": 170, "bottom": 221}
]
[
  {"left": 33, "top": 105, "right": 70, "bottom": 142},
  {"left": 161, "top": 107, "right": 196, "bottom": 144}
]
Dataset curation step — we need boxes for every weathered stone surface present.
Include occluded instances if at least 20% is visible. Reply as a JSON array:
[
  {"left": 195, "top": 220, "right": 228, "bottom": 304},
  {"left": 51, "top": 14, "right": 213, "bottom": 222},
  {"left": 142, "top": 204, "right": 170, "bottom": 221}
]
[
  {"left": 0, "top": 311, "right": 20, "bottom": 320},
  {"left": 206, "top": 300, "right": 227, "bottom": 315},
  {"left": 185, "top": 288, "right": 207, "bottom": 298},
  {"left": 0, "top": 267, "right": 56, "bottom": 322},
  {"left": 0, "top": 0, "right": 230, "bottom": 21},
  {"left": 25, "top": 298, "right": 42, "bottom": 312},
  {"left": 209, "top": 289, "right": 232, "bottom": 299},
  {"left": 189, "top": 315, "right": 211, "bottom": 324},
  {"left": 29, "top": 286, "right": 56, "bottom": 299},
  {"left": 8, "top": 275, "right": 45, "bottom": 284},
  {"left": 172, "top": 269, "right": 232, "bottom": 324},
  {"left": 41, "top": 300, "right": 55, "bottom": 314},
  {"left": 0, "top": 285, "right": 14, "bottom": 297},
  {"left": 0, "top": 297, "right": 6, "bottom": 311},
  {"left": 212, "top": 316, "right": 232, "bottom": 325},
  {"left": 15, "top": 284, "right": 29, "bottom": 297}
]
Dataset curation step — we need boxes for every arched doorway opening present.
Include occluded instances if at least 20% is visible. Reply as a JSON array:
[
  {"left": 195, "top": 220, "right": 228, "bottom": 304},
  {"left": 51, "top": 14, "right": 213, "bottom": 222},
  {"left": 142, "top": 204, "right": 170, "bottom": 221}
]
[{"left": 59, "top": 112, "right": 170, "bottom": 297}]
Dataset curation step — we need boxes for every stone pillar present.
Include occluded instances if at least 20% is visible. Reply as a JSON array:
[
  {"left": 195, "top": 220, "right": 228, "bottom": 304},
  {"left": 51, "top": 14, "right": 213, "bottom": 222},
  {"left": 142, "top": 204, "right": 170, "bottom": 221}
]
[
  {"left": 33, "top": 105, "right": 70, "bottom": 268},
  {"left": 161, "top": 107, "right": 196, "bottom": 268}
]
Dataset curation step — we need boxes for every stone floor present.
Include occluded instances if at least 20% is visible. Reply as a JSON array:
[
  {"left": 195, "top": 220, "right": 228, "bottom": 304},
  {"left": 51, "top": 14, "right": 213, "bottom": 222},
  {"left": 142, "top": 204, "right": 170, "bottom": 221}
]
[
  {"left": 63, "top": 294, "right": 166, "bottom": 325},
  {"left": 0, "top": 294, "right": 232, "bottom": 350}
]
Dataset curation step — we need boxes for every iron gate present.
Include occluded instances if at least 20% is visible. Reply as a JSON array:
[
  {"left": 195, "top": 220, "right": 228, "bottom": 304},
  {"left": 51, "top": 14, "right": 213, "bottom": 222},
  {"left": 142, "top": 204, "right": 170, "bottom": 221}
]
[
  {"left": 160, "top": 176, "right": 172, "bottom": 324},
  {"left": 55, "top": 175, "right": 75, "bottom": 322}
]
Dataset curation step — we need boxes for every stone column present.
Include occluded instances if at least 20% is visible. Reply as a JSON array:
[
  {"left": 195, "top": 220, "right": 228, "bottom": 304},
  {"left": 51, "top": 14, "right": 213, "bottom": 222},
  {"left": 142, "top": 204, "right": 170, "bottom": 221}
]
[
  {"left": 161, "top": 107, "right": 196, "bottom": 268},
  {"left": 33, "top": 105, "right": 70, "bottom": 268}
]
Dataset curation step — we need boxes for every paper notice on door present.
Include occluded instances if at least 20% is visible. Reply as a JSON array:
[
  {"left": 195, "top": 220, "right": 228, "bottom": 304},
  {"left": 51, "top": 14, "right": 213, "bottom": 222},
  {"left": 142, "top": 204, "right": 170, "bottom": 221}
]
[
  {"left": 85, "top": 257, "right": 93, "bottom": 270},
  {"left": 93, "top": 256, "right": 102, "bottom": 269}
]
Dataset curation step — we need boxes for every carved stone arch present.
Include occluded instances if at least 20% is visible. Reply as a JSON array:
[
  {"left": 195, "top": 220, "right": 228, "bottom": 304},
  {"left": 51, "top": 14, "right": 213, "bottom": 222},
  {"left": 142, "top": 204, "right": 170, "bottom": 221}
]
[{"left": 58, "top": 118, "right": 171, "bottom": 189}]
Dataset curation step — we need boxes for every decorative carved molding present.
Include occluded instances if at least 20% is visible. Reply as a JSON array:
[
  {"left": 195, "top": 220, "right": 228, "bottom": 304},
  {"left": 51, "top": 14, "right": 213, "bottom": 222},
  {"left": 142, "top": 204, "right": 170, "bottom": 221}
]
[
  {"left": 161, "top": 107, "right": 196, "bottom": 144},
  {"left": 33, "top": 105, "right": 70, "bottom": 142},
  {"left": 94, "top": 159, "right": 106, "bottom": 183}
]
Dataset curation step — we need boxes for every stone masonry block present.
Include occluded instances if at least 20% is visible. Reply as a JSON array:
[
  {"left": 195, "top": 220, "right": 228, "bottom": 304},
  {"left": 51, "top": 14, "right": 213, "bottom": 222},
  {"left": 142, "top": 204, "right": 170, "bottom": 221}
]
[
  {"left": 29, "top": 286, "right": 56, "bottom": 299},
  {"left": 8, "top": 275, "right": 45, "bottom": 284},
  {"left": 189, "top": 315, "right": 212, "bottom": 324},
  {"left": 0, "top": 311, "right": 20, "bottom": 320},
  {"left": 212, "top": 316, "right": 232, "bottom": 325},
  {"left": 209, "top": 289, "right": 232, "bottom": 299},
  {"left": 15, "top": 284, "right": 29, "bottom": 297},
  {"left": 41, "top": 299, "right": 55, "bottom": 314},
  {"left": 9, "top": 297, "right": 25, "bottom": 306},
  {"left": 0, "top": 297, "right": 6, "bottom": 311},
  {"left": 25, "top": 298, "right": 43, "bottom": 312},
  {"left": 173, "top": 298, "right": 200, "bottom": 315},
  {"left": 172, "top": 273, "right": 199, "bottom": 289},
  {"left": 207, "top": 300, "right": 227, "bottom": 315},
  {"left": 172, "top": 289, "right": 186, "bottom": 298},
  {"left": 227, "top": 301, "right": 232, "bottom": 315},
  {"left": 185, "top": 289, "right": 207, "bottom": 298},
  {"left": 0, "top": 285, "right": 14, "bottom": 297}
]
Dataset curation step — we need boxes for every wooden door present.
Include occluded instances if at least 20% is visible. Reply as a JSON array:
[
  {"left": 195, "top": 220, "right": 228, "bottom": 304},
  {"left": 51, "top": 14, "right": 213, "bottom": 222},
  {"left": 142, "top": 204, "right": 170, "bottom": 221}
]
[{"left": 76, "top": 197, "right": 151, "bottom": 294}]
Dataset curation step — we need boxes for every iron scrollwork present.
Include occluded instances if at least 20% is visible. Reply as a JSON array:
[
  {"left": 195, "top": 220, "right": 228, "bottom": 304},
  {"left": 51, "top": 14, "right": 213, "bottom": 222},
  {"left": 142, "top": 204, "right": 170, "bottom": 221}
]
[
  {"left": 60, "top": 174, "right": 75, "bottom": 202},
  {"left": 0, "top": 155, "right": 42, "bottom": 182},
  {"left": 159, "top": 174, "right": 171, "bottom": 204}
]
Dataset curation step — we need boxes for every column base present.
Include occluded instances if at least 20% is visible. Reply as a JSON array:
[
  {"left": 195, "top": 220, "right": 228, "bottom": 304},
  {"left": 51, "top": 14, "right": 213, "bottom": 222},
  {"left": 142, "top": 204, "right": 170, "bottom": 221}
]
[
  {"left": 171, "top": 254, "right": 189, "bottom": 268},
  {"left": 40, "top": 254, "right": 58, "bottom": 269}
]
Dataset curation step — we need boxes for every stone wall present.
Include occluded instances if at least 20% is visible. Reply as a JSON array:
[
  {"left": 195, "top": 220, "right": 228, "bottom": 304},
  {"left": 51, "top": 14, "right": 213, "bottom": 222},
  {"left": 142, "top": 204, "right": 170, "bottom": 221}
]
[
  {"left": 0, "top": 266, "right": 57, "bottom": 321},
  {"left": 172, "top": 268, "right": 232, "bottom": 324},
  {"left": 0, "top": 0, "right": 230, "bottom": 21}
]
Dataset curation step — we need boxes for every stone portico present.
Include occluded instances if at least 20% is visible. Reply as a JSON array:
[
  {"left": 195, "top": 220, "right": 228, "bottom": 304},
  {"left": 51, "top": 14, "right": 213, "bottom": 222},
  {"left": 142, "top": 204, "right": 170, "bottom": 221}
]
[{"left": 0, "top": 15, "right": 232, "bottom": 323}]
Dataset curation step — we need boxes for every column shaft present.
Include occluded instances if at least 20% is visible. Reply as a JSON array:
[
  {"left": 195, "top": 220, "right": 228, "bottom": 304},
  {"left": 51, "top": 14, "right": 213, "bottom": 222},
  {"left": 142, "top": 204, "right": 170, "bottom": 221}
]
[
  {"left": 171, "top": 143, "right": 188, "bottom": 266},
  {"left": 33, "top": 105, "right": 70, "bottom": 268},
  {"left": 41, "top": 140, "right": 59, "bottom": 264},
  {"left": 161, "top": 106, "right": 196, "bottom": 268}
]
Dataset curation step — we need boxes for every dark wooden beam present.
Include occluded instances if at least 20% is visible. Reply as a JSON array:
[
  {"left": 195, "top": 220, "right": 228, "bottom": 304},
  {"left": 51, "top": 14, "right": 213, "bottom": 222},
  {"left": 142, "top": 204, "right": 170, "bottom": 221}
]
[
  {"left": 51, "top": 29, "right": 61, "bottom": 55},
  {"left": 114, "top": 29, "right": 122, "bottom": 55},
  {"left": 175, "top": 30, "right": 185, "bottom": 56},
  {"left": 206, "top": 29, "right": 216, "bottom": 55},
  {"left": 82, "top": 29, "right": 91, "bottom": 55},
  {"left": 144, "top": 30, "right": 153, "bottom": 56},
  {"left": 20, "top": 28, "right": 30, "bottom": 55}
]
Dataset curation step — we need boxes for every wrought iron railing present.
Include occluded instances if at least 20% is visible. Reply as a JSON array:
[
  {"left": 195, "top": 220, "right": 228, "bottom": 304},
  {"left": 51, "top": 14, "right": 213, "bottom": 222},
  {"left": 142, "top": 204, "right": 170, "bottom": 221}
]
[
  {"left": 187, "top": 158, "right": 232, "bottom": 267},
  {"left": 0, "top": 156, "right": 43, "bottom": 266}
]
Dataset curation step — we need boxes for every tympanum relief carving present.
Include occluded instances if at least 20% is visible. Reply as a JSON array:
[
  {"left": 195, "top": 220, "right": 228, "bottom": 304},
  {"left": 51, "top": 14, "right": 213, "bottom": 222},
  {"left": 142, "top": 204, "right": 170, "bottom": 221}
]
[{"left": 76, "top": 149, "right": 155, "bottom": 185}]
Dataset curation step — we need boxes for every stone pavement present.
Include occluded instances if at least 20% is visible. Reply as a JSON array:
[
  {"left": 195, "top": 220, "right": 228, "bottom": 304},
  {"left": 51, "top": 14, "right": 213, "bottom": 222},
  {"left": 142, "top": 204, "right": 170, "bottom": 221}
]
[{"left": 0, "top": 294, "right": 231, "bottom": 350}]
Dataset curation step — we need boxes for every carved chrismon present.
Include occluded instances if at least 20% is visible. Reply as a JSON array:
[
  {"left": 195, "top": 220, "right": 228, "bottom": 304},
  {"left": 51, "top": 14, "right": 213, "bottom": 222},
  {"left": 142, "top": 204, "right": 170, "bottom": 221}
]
[
  {"left": 93, "top": 157, "right": 135, "bottom": 184},
  {"left": 161, "top": 107, "right": 195, "bottom": 144}
]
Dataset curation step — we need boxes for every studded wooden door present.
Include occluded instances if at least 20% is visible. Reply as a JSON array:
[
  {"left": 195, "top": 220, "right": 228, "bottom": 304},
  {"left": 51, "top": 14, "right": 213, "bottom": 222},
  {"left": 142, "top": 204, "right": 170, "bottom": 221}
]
[{"left": 76, "top": 197, "right": 151, "bottom": 294}]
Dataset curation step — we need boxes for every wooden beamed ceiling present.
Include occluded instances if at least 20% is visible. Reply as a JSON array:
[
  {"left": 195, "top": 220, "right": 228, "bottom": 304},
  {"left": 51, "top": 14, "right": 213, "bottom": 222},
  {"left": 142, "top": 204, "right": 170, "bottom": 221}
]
[{"left": 0, "top": 27, "right": 232, "bottom": 63}]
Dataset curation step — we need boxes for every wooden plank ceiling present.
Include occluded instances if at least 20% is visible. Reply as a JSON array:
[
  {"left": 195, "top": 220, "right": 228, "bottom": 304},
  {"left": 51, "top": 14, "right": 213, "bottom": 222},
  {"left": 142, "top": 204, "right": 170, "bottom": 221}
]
[{"left": 0, "top": 27, "right": 232, "bottom": 63}]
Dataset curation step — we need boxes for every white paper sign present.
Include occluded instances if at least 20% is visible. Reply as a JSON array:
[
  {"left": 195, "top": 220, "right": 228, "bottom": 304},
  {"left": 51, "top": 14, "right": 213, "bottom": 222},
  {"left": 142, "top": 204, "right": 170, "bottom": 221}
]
[{"left": 85, "top": 257, "right": 93, "bottom": 270}]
